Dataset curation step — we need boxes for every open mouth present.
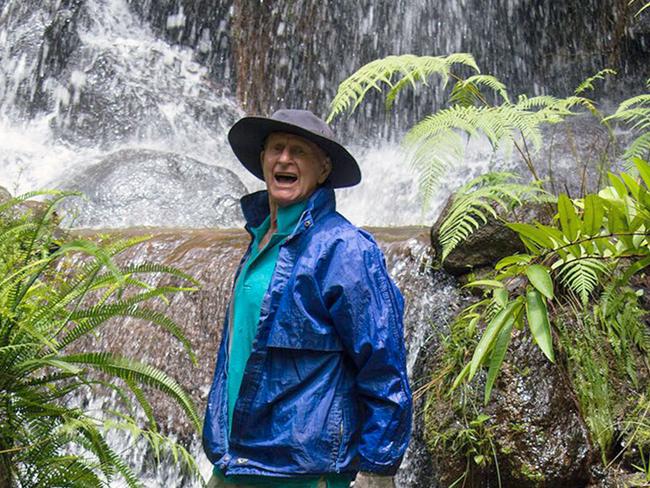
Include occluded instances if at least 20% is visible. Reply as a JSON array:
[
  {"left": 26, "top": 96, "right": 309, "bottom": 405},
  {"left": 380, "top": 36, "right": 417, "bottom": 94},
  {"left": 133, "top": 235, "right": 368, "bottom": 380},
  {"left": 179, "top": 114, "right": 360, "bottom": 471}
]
[{"left": 274, "top": 172, "right": 298, "bottom": 184}]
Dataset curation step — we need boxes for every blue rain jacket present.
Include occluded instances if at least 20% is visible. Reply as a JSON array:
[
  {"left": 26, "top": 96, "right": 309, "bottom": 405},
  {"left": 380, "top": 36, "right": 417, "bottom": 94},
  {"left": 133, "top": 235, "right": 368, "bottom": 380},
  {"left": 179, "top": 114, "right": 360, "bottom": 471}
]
[{"left": 202, "top": 186, "right": 412, "bottom": 478}]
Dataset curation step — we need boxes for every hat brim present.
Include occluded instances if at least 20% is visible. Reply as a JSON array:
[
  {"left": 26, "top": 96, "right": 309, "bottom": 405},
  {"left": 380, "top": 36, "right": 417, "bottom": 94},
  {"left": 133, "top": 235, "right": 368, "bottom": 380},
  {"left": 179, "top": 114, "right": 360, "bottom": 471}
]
[{"left": 228, "top": 117, "right": 361, "bottom": 188}]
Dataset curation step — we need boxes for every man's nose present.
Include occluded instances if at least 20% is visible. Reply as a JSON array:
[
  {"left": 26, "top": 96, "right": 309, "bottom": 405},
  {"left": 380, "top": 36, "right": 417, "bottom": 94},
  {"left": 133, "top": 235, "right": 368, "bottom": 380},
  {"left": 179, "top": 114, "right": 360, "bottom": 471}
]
[{"left": 278, "top": 147, "right": 293, "bottom": 163}]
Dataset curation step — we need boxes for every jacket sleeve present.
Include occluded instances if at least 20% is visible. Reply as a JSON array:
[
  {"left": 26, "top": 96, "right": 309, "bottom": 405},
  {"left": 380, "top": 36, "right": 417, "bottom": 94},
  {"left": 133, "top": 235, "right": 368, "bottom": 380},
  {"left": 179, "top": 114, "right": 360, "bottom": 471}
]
[{"left": 321, "top": 232, "right": 412, "bottom": 475}]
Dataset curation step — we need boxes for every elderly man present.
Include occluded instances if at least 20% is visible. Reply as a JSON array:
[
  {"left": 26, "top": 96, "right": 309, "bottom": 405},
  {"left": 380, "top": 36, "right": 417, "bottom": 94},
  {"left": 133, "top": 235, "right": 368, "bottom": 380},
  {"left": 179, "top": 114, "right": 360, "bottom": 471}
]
[{"left": 203, "top": 110, "right": 412, "bottom": 488}]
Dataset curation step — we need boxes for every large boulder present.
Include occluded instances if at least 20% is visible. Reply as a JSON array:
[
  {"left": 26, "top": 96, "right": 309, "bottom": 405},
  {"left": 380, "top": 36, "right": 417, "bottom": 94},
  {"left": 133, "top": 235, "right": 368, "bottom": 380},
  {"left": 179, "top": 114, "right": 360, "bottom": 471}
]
[
  {"left": 58, "top": 149, "right": 247, "bottom": 228},
  {"left": 431, "top": 199, "right": 552, "bottom": 276},
  {"left": 424, "top": 330, "right": 594, "bottom": 488}
]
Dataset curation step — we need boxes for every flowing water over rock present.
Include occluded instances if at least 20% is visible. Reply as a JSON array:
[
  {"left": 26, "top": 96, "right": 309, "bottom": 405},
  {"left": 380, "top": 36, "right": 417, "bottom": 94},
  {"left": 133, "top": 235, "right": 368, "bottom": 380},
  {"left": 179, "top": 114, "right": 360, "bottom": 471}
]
[
  {"left": 2, "top": 0, "right": 648, "bottom": 226},
  {"left": 69, "top": 226, "right": 461, "bottom": 486},
  {"left": 58, "top": 149, "right": 247, "bottom": 228}
]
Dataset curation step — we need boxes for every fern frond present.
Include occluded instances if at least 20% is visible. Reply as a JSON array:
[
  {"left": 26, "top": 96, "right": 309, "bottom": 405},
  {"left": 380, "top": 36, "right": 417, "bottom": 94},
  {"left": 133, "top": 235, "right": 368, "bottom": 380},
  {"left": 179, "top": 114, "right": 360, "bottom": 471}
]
[
  {"left": 406, "top": 133, "right": 465, "bottom": 206},
  {"left": 557, "top": 256, "right": 610, "bottom": 303},
  {"left": 63, "top": 302, "right": 196, "bottom": 364},
  {"left": 623, "top": 132, "right": 650, "bottom": 160},
  {"left": 574, "top": 69, "right": 617, "bottom": 95},
  {"left": 59, "top": 352, "right": 201, "bottom": 432},
  {"left": 614, "top": 94, "right": 650, "bottom": 112},
  {"left": 461, "top": 75, "right": 511, "bottom": 103},
  {"left": 402, "top": 100, "right": 572, "bottom": 195},
  {"left": 449, "top": 75, "right": 510, "bottom": 106},
  {"left": 437, "top": 173, "right": 546, "bottom": 260},
  {"left": 327, "top": 53, "right": 479, "bottom": 122},
  {"left": 634, "top": 0, "right": 650, "bottom": 15},
  {"left": 102, "top": 418, "right": 204, "bottom": 485}
]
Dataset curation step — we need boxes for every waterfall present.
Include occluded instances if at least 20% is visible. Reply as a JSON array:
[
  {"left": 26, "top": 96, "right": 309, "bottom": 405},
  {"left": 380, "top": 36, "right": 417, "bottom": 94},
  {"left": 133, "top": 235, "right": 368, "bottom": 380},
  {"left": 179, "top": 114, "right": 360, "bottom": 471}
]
[
  {"left": 0, "top": 0, "right": 438, "bottom": 226},
  {"left": 2, "top": 0, "right": 647, "bottom": 226}
]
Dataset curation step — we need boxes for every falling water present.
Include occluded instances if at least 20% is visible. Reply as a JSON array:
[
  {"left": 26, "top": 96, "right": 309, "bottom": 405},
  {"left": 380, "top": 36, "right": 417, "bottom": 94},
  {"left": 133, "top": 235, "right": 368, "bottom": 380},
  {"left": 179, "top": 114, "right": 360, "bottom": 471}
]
[{"left": 2, "top": 0, "right": 647, "bottom": 226}]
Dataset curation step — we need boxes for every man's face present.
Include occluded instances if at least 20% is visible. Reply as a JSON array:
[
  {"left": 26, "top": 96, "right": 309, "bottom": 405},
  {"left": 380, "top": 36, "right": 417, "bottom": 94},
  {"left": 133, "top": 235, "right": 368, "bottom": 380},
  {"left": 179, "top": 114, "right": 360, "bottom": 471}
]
[{"left": 261, "top": 132, "right": 332, "bottom": 208}]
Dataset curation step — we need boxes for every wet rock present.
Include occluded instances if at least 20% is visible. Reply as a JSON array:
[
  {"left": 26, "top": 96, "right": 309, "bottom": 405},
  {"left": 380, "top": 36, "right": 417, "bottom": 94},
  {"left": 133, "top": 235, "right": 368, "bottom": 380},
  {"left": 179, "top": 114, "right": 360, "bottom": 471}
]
[
  {"left": 0, "top": 186, "right": 11, "bottom": 203},
  {"left": 58, "top": 149, "right": 247, "bottom": 228},
  {"left": 431, "top": 198, "right": 552, "bottom": 276},
  {"left": 425, "top": 330, "right": 594, "bottom": 487},
  {"left": 487, "top": 333, "right": 593, "bottom": 487}
]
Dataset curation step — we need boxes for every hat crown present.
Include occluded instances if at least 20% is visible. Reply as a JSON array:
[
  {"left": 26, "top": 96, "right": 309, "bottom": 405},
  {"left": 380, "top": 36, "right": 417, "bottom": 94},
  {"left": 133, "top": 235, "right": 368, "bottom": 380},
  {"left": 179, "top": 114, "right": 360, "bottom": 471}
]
[{"left": 270, "top": 109, "right": 336, "bottom": 141}]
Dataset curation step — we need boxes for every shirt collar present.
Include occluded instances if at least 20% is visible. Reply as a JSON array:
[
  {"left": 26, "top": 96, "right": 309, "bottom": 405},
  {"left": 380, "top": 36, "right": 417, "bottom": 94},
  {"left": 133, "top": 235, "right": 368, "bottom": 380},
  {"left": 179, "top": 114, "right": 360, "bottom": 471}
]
[
  {"left": 240, "top": 185, "right": 336, "bottom": 232},
  {"left": 249, "top": 199, "right": 307, "bottom": 241}
]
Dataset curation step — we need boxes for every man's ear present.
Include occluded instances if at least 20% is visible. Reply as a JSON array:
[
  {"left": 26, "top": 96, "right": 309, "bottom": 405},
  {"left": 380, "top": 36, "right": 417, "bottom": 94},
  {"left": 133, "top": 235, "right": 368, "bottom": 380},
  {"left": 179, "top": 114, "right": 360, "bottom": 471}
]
[{"left": 319, "top": 157, "right": 332, "bottom": 184}]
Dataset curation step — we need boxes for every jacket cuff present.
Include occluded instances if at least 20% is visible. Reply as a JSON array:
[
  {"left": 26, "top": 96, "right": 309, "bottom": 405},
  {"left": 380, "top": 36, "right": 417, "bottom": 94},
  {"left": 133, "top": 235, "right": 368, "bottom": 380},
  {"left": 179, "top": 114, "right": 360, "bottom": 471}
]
[{"left": 358, "top": 458, "right": 401, "bottom": 476}]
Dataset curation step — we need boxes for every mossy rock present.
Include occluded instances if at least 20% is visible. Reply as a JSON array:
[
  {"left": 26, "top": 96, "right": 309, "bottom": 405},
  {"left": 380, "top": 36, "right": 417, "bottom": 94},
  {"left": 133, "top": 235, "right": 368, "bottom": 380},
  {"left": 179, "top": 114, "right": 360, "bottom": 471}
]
[
  {"left": 424, "top": 330, "right": 594, "bottom": 488},
  {"left": 431, "top": 199, "right": 552, "bottom": 276}
]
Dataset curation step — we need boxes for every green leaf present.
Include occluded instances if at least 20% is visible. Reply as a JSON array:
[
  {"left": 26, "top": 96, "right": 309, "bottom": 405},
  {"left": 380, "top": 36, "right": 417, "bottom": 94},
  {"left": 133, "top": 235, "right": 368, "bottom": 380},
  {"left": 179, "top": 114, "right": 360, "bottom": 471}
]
[
  {"left": 469, "top": 301, "right": 518, "bottom": 380},
  {"left": 507, "top": 223, "right": 554, "bottom": 248},
  {"left": 620, "top": 172, "right": 641, "bottom": 199},
  {"left": 495, "top": 254, "right": 533, "bottom": 270},
  {"left": 606, "top": 204, "right": 628, "bottom": 233},
  {"left": 608, "top": 173, "right": 629, "bottom": 199},
  {"left": 558, "top": 194, "right": 579, "bottom": 241},
  {"left": 525, "top": 290, "right": 555, "bottom": 362},
  {"left": 463, "top": 279, "right": 504, "bottom": 289},
  {"left": 493, "top": 288, "right": 508, "bottom": 307},
  {"left": 526, "top": 264, "right": 554, "bottom": 299},
  {"left": 451, "top": 362, "right": 472, "bottom": 391},
  {"left": 582, "top": 194, "right": 604, "bottom": 236},
  {"left": 484, "top": 316, "right": 514, "bottom": 404},
  {"left": 634, "top": 157, "right": 650, "bottom": 189},
  {"left": 620, "top": 255, "right": 650, "bottom": 284}
]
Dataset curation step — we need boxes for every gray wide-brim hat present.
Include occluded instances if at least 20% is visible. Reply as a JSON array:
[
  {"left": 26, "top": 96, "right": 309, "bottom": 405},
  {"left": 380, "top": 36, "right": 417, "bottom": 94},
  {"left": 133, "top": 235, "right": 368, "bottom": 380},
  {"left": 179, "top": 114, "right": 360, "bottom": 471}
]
[{"left": 228, "top": 109, "right": 361, "bottom": 188}]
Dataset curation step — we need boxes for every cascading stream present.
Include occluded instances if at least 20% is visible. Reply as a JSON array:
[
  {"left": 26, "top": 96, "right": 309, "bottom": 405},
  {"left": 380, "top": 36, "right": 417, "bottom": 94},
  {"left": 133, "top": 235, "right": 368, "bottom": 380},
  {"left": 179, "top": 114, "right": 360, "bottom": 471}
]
[{"left": 65, "top": 227, "right": 460, "bottom": 487}]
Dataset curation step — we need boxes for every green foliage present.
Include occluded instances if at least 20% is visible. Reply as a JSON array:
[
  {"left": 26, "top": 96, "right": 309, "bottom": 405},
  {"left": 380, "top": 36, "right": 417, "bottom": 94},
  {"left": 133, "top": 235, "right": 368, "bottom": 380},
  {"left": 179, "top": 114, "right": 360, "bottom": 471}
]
[
  {"left": 423, "top": 304, "right": 502, "bottom": 487},
  {"left": 329, "top": 55, "right": 648, "bottom": 206},
  {"left": 558, "top": 315, "right": 615, "bottom": 462},
  {"left": 328, "top": 55, "right": 616, "bottom": 202},
  {"left": 0, "top": 193, "right": 204, "bottom": 487},
  {"left": 327, "top": 53, "right": 479, "bottom": 123},
  {"left": 455, "top": 159, "right": 650, "bottom": 403},
  {"left": 330, "top": 49, "right": 650, "bottom": 482},
  {"left": 604, "top": 94, "right": 650, "bottom": 160},
  {"left": 436, "top": 172, "right": 547, "bottom": 260}
]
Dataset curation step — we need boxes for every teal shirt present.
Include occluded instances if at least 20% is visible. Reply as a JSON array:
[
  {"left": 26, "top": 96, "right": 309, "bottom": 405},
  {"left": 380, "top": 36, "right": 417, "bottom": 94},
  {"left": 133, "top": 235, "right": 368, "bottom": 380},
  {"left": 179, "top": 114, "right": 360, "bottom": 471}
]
[{"left": 218, "top": 200, "right": 350, "bottom": 488}]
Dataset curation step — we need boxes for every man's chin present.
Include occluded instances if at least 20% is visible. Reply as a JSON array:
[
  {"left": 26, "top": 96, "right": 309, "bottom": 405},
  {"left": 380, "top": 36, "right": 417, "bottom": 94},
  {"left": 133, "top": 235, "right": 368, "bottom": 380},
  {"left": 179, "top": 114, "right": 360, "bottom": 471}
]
[{"left": 270, "top": 191, "right": 302, "bottom": 208}]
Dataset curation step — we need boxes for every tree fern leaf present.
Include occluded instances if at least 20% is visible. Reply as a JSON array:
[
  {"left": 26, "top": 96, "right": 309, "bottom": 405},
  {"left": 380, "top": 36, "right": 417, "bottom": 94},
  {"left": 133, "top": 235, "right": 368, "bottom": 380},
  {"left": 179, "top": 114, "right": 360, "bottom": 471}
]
[
  {"left": 462, "top": 74, "right": 511, "bottom": 103},
  {"left": 327, "top": 53, "right": 479, "bottom": 122},
  {"left": 123, "top": 378, "right": 158, "bottom": 433},
  {"left": 59, "top": 352, "right": 201, "bottom": 432},
  {"left": 574, "top": 69, "right": 617, "bottom": 95},
  {"left": 63, "top": 303, "right": 196, "bottom": 364},
  {"left": 623, "top": 132, "right": 650, "bottom": 160}
]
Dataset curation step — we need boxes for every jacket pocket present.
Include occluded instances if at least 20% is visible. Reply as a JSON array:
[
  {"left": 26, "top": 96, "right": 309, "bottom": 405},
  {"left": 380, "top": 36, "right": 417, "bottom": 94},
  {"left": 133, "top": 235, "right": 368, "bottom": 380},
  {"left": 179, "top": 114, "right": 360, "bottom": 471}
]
[{"left": 266, "top": 316, "right": 344, "bottom": 351}]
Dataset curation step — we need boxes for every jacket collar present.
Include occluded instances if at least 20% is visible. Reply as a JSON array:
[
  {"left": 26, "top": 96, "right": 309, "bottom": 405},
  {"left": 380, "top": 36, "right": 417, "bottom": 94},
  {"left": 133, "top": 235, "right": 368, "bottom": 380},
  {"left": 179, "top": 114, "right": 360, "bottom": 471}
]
[{"left": 240, "top": 185, "right": 336, "bottom": 233}]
